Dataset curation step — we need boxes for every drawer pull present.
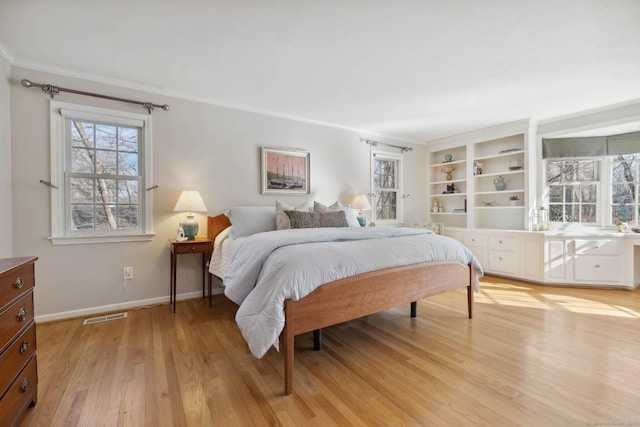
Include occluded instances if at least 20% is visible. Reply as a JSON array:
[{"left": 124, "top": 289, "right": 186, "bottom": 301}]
[
  {"left": 594, "top": 264, "right": 600, "bottom": 268},
  {"left": 20, "top": 341, "right": 29, "bottom": 355},
  {"left": 14, "top": 277, "right": 24, "bottom": 289},
  {"left": 21, "top": 377, "right": 30, "bottom": 392},
  {"left": 499, "top": 257, "right": 503, "bottom": 261},
  {"left": 499, "top": 240, "right": 503, "bottom": 244},
  {"left": 18, "top": 307, "right": 27, "bottom": 322},
  {"left": 191, "top": 246, "right": 196, "bottom": 250}
]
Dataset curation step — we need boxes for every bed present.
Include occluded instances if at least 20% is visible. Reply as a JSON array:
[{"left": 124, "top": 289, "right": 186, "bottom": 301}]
[{"left": 207, "top": 205, "right": 482, "bottom": 395}]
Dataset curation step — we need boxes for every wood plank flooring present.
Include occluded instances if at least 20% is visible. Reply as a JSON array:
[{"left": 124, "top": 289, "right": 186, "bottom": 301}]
[{"left": 20, "top": 276, "right": 640, "bottom": 426}]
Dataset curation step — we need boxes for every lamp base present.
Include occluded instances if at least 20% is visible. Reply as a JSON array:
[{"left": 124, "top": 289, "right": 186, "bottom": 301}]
[
  {"left": 182, "top": 215, "right": 199, "bottom": 240},
  {"left": 357, "top": 215, "right": 366, "bottom": 227}
]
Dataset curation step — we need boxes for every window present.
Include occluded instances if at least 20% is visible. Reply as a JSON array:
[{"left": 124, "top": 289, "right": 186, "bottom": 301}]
[
  {"left": 611, "top": 154, "right": 639, "bottom": 224},
  {"left": 546, "top": 159, "right": 599, "bottom": 223},
  {"left": 371, "top": 150, "right": 402, "bottom": 224},
  {"left": 50, "top": 102, "right": 154, "bottom": 244}
]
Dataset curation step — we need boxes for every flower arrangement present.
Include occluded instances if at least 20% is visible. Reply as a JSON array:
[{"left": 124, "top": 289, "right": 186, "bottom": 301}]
[{"left": 440, "top": 165, "right": 456, "bottom": 180}]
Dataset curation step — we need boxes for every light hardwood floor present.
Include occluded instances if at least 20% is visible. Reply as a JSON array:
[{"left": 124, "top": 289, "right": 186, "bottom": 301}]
[{"left": 20, "top": 276, "right": 640, "bottom": 426}]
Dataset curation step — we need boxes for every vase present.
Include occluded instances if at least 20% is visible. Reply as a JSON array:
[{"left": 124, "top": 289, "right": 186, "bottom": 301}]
[{"left": 494, "top": 176, "right": 506, "bottom": 191}]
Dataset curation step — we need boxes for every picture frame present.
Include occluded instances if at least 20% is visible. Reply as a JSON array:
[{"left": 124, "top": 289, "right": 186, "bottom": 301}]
[{"left": 261, "top": 147, "right": 310, "bottom": 195}]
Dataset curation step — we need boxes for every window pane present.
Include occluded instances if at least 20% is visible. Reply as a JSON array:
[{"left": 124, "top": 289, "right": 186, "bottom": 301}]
[
  {"left": 96, "top": 150, "right": 117, "bottom": 175},
  {"left": 564, "top": 186, "right": 577, "bottom": 203},
  {"left": 612, "top": 159, "right": 636, "bottom": 183},
  {"left": 71, "top": 205, "right": 94, "bottom": 230},
  {"left": 70, "top": 178, "right": 94, "bottom": 203},
  {"left": 118, "top": 127, "right": 139, "bottom": 152},
  {"left": 549, "top": 186, "right": 563, "bottom": 203},
  {"left": 546, "top": 162, "right": 561, "bottom": 182},
  {"left": 71, "top": 122, "right": 94, "bottom": 147},
  {"left": 96, "top": 124, "right": 117, "bottom": 150},
  {"left": 376, "top": 191, "right": 397, "bottom": 220},
  {"left": 549, "top": 204, "right": 563, "bottom": 222},
  {"left": 118, "top": 152, "right": 138, "bottom": 176},
  {"left": 375, "top": 159, "right": 396, "bottom": 189},
  {"left": 71, "top": 147, "right": 94, "bottom": 173},
  {"left": 117, "top": 180, "right": 138, "bottom": 204},
  {"left": 117, "top": 205, "right": 138, "bottom": 229},
  {"left": 565, "top": 205, "right": 579, "bottom": 222},
  {"left": 577, "top": 161, "right": 596, "bottom": 181},
  {"left": 581, "top": 184, "right": 597, "bottom": 203},
  {"left": 581, "top": 205, "right": 596, "bottom": 222},
  {"left": 97, "top": 179, "right": 116, "bottom": 204},
  {"left": 612, "top": 183, "right": 634, "bottom": 204},
  {"left": 562, "top": 163, "right": 576, "bottom": 182},
  {"left": 95, "top": 204, "right": 117, "bottom": 229}
]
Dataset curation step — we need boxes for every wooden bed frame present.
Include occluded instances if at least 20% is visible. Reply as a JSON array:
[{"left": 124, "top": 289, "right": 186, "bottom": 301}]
[{"left": 207, "top": 214, "right": 475, "bottom": 395}]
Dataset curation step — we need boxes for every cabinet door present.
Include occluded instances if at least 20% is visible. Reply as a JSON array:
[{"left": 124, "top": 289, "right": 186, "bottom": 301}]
[
  {"left": 544, "top": 239, "right": 566, "bottom": 281},
  {"left": 574, "top": 257, "right": 622, "bottom": 283}
]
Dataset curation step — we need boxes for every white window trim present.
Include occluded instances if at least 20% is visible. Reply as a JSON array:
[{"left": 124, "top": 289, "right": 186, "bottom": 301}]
[
  {"left": 370, "top": 149, "right": 403, "bottom": 225},
  {"left": 49, "top": 101, "right": 154, "bottom": 245}
]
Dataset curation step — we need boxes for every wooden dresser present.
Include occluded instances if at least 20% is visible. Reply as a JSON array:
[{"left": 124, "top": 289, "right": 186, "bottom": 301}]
[{"left": 0, "top": 256, "right": 38, "bottom": 426}]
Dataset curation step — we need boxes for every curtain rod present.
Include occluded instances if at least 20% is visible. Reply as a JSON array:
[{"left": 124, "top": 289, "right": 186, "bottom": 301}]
[
  {"left": 21, "top": 79, "right": 169, "bottom": 114},
  {"left": 361, "top": 137, "right": 413, "bottom": 152}
]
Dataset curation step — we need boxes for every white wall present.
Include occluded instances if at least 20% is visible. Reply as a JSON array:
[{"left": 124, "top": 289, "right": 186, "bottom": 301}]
[
  {"left": 0, "top": 55, "right": 11, "bottom": 257},
  {"left": 10, "top": 66, "right": 428, "bottom": 320}
]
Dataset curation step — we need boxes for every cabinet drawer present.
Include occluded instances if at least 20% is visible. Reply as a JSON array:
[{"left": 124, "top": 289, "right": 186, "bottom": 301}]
[
  {"left": 489, "top": 236, "right": 516, "bottom": 251},
  {"left": 0, "top": 323, "right": 36, "bottom": 396},
  {"left": 0, "top": 262, "right": 35, "bottom": 308},
  {"left": 0, "top": 354, "right": 37, "bottom": 427},
  {"left": 488, "top": 250, "right": 516, "bottom": 274},
  {"left": 173, "top": 242, "right": 211, "bottom": 255},
  {"left": 0, "top": 292, "right": 34, "bottom": 347},
  {"left": 574, "top": 257, "right": 622, "bottom": 282},
  {"left": 464, "top": 234, "right": 486, "bottom": 247},
  {"left": 574, "top": 239, "right": 620, "bottom": 256}
]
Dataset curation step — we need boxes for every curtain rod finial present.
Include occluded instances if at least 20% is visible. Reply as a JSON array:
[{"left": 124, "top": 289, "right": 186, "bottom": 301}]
[
  {"left": 162, "top": 104, "right": 170, "bottom": 111},
  {"left": 21, "top": 79, "right": 33, "bottom": 88}
]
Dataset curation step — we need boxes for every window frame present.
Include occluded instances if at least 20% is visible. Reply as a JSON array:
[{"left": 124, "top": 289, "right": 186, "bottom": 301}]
[
  {"left": 370, "top": 149, "right": 403, "bottom": 225},
  {"left": 546, "top": 158, "right": 600, "bottom": 225},
  {"left": 50, "top": 101, "right": 154, "bottom": 245}
]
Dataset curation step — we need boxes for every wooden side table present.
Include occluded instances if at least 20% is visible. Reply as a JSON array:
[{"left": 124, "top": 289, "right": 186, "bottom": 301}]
[{"left": 169, "top": 238, "right": 213, "bottom": 313}]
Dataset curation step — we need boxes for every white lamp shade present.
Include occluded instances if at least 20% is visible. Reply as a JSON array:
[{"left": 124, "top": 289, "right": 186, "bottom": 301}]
[
  {"left": 352, "top": 194, "right": 371, "bottom": 211},
  {"left": 173, "top": 190, "right": 208, "bottom": 213}
]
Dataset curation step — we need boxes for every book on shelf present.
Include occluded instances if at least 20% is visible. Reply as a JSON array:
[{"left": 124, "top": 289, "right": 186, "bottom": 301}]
[{"left": 498, "top": 148, "right": 522, "bottom": 154}]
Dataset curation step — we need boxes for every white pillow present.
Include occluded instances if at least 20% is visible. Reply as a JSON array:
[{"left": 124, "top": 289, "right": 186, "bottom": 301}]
[
  {"left": 223, "top": 206, "right": 276, "bottom": 238},
  {"left": 313, "top": 201, "right": 361, "bottom": 228},
  {"left": 276, "top": 200, "right": 310, "bottom": 230}
]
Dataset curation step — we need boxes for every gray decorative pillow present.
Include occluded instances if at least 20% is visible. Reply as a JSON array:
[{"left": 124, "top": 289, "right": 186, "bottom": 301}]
[
  {"left": 285, "top": 210, "right": 349, "bottom": 229},
  {"left": 313, "top": 201, "right": 361, "bottom": 227},
  {"left": 276, "top": 200, "right": 309, "bottom": 230}
]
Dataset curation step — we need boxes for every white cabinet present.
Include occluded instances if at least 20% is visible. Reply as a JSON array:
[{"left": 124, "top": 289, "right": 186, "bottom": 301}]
[
  {"left": 487, "top": 236, "right": 517, "bottom": 275},
  {"left": 544, "top": 238, "right": 567, "bottom": 281},
  {"left": 572, "top": 239, "right": 622, "bottom": 284}
]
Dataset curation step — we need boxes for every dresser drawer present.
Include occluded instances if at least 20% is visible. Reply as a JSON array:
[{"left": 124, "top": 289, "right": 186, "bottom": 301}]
[
  {"left": 173, "top": 241, "right": 212, "bottom": 255},
  {"left": 488, "top": 250, "right": 517, "bottom": 275},
  {"left": 489, "top": 236, "right": 516, "bottom": 251},
  {"left": 463, "top": 233, "right": 486, "bottom": 247},
  {"left": 0, "top": 354, "right": 37, "bottom": 427},
  {"left": 0, "top": 291, "right": 34, "bottom": 348},
  {"left": 0, "top": 261, "right": 35, "bottom": 308},
  {"left": 0, "top": 323, "right": 36, "bottom": 396},
  {"left": 574, "top": 257, "right": 622, "bottom": 282},
  {"left": 574, "top": 239, "right": 620, "bottom": 256}
]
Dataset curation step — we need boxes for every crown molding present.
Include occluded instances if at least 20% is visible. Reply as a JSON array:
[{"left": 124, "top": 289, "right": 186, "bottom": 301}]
[{"left": 11, "top": 58, "right": 422, "bottom": 146}]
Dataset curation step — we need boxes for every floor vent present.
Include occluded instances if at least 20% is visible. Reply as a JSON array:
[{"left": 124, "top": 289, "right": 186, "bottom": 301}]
[{"left": 83, "top": 312, "right": 128, "bottom": 325}]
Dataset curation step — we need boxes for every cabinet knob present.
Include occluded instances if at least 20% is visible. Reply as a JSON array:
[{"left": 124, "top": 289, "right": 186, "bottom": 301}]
[
  {"left": 499, "top": 240, "right": 503, "bottom": 244},
  {"left": 499, "top": 257, "right": 503, "bottom": 261},
  {"left": 471, "top": 238, "right": 475, "bottom": 242},
  {"left": 21, "top": 377, "right": 30, "bottom": 392},
  {"left": 191, "top": 246, "right": 196, "bottom": 250},
  {"left": 17, "top": 307, "right": 27, "bottom": 322},
  {"left": 14, "top": 277, "right": 24, "bottom": 289},
  {"left": 20, "top": 341, "right": 29, "bottom": 355},
  {"left": 594, "top": 264, "right": 600, "bottom": 268}
]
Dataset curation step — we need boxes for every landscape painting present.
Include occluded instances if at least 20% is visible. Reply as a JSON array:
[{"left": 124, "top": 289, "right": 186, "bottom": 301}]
[{"left": 261, "top": 147, "right": 310, "bottom": 194}]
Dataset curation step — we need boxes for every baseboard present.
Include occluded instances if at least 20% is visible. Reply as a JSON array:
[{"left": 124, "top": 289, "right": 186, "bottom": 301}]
[{"left": 35, "top": 288, "right": 224, "bottom": 323}]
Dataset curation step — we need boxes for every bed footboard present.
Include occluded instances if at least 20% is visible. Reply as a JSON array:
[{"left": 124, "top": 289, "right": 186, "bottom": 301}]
[{"left": 282, "top": 261, "right": 474, "bottom": 395}]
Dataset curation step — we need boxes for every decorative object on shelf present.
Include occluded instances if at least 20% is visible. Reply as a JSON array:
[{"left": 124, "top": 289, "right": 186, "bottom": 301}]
[
  {"left": 442, "top": 183, "right": 456, "bottom": 194},
  {"left": 432, "top": 199, "right": 439, "bottom": 212},
  {"left": 441, "top": 165, "right": 456, "bottom": 180},
  {"left": 173, "top": 190, "right": 208, "bottom": 240},
  {"left": 493, "top": 175, "right": 506, "bottom": 191},
  {"left": 616, "top": 221, "right": 629, "bottom": 232},
  {"left": 509, "top": 195, "right": 519, "bottom": 206},
  {"left": 351, "top": 194, "right": 371, "bottom": 227},
  {"left": 473, "top": 162, "right": 483, "bottom": 175},
  {"left": 481, "top": 201, "right": 497, "bottom": 207},
  {"left": 632, "top": 227, "right": 640, "bottom": 233},
  {"left": 444, "top": 153, "right": 453, "bottom": 162},
  {"left": 498, "top": 148, "right": 522, "bottom": 154},
  {"left": 508, "top": 159, "right": 523, "bottom": 170},
  {"left": 530, "top": 206, "right": 549, "bottom": 231}
]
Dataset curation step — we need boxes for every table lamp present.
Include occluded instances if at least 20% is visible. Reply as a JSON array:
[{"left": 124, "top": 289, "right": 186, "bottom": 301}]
[
  {"left": 173, "top": 190, "right": 208, "bottom": 240},
  {"left": 351, "top": 194, "right": 371, "bottom": 227}
]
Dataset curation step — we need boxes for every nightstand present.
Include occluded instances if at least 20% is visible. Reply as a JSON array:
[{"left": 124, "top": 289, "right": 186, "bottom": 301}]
[{"left": 169, "top": 238, "right": 213, "bottom": 313}]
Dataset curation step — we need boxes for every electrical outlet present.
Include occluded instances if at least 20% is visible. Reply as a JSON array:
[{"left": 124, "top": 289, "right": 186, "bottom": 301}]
[{"left": 123, "top": 267, "right": 134, "bottom": 280}]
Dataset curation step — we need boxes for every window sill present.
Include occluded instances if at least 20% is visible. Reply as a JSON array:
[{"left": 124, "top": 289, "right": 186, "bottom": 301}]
[{"left": 49, "top": 233, "right": 155, "bottom": 246}]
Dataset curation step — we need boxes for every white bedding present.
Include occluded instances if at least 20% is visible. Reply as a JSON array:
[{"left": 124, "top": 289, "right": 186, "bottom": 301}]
[{"left": 210, "top": 227, "right": 483, "bottom": 358}]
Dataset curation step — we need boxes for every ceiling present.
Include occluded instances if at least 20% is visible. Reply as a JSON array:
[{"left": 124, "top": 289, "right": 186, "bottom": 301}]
[{"left": 1, "top": 0, "right": 639, "bottom": 144}]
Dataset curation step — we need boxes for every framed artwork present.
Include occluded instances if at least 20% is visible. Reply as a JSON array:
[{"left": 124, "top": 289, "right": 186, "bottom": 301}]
[{"left": 261, "top": 147, "right": 310, "bottom": 194}]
